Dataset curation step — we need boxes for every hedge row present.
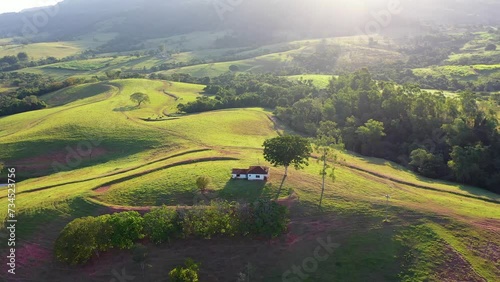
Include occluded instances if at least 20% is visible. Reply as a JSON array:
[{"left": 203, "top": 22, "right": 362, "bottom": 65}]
[{"left": 55, "top": 200, "right": 288, "bottom": 265}]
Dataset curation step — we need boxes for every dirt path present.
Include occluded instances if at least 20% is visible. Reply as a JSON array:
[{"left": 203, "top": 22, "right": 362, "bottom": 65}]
[
  {"left": 0, "top": 149, "right": 212, "bottom": 199},
  {"left": 342, "top": 162, "right": 499, "bottom": 204}
]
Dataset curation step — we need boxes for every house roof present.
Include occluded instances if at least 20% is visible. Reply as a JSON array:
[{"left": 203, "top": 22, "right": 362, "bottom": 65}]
[
  {"left": 231, "top": 166, "right": 270, "bottom": 175},
  {"left": 232, "top": 169, "right": 248, "bottom": 174},
  {"left": 247, "top": 166, "right": 269, "bottom": 175}
]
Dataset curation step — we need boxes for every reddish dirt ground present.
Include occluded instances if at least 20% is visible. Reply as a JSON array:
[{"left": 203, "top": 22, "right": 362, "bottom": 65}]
[
  {"left": 3, "top": 197, "right": 496, "bottom": 281},
  {"left": 93, "top": 185, "right": 111, "bottom": 194},
  {"left": 2, "top": 212, "right": 495, "bottom": 282}
]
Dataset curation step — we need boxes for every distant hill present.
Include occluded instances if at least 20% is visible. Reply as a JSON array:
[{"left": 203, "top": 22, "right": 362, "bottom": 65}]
[{"left": 0, "top": 0, "right": 499, "bottom": 50}]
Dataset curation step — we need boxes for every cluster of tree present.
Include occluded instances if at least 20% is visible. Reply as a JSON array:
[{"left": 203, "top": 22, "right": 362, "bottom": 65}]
[
  {"left": 0, "top": 51, "right": 95, "bottom": 72},
  {"left": 0, "top": 95, "right": 46, "bottom": 117},
  {"left": 54, "top": 211, "right": 144, "bottom": 265},
  {"left": 369, "top": 62, "right": 500, "bottom": 93},
  {"left": 54, "top": 200, "right": 288, "bottom": 265},
  {"left": 397, "top": 33, "right": 474, "bottom": 68},
  {"left": 275, "top": 70, "right": 500, "bottom": 192},
  {"left": 0, "top": 52, "right": 30, "bottom": 71},
  {"left": 177, "top": 73, "right": 317, "bottom": 113},
  {"left": 174, "top": 71, "right": 499, "bottom": 192},
  {"left": 292, "top": 41, "right": 342, "bottom": 73}
]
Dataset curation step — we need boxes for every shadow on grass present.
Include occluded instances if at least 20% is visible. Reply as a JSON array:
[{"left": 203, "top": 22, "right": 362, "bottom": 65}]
[
  {"left": 155, "top": 191, "right": 197, "bottom": 206},
  {"left": 2, "top": 197, "right": 102, "bottom": 241},
  {"left": 139, "top": 117, "right": 180, "bottom": 122},
  {"left": 113, "top": 105, "right": 139, "bottom": 112},
  {"left": 218, "top": 179, "right": 279, "bottom": 203}
]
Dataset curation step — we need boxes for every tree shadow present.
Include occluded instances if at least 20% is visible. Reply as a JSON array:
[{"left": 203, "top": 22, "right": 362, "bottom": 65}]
[
  {"left": 11, "top": 197, "right": 102, "bottom": 239},
  {"left": 113, "top": 105, "right": 139, "bottom": 112},
  {"left": 218, "top": 179, "right": 279, "bottom": 203}
]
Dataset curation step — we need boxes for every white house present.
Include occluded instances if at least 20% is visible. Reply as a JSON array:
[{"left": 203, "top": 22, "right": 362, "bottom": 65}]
[{"left": 231, "top": 166, "right": 270, "bottom": 181}]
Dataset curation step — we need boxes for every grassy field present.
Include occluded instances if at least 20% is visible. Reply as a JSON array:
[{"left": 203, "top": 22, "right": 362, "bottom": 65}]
[
  {"left": 0, "top": 75, "right": 498, "bottom": 281},
  {"left": 153, "top": 36, "right": 406, "bottom": 77},
  {"left": 286, "top": 74, "right": 334, "bottom": 88},
  {"left": 0, "top": 42, "right": 83, "bottom": 59},
  {"left": 413, "top": 64, "right": 500, "bottom": 82},
  {"left": 7, "top": 35, "right": 407, "bottom": 84}
]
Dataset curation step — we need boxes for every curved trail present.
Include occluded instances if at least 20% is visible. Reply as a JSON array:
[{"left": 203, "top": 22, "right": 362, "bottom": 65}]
[
  {"left": 0, "top": 149, "right": 213, "bottom": 199},
  {"left": 343, "top": 162, "right": 499, "bottom": 204}
]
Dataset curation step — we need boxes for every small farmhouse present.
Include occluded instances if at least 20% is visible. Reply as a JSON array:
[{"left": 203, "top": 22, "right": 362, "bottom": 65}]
[{"left": 231, "top": 166, "right": 270, "bottom": 181}]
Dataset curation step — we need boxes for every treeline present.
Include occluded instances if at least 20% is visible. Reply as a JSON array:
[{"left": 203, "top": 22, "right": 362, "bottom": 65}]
[
  {"left": 0, "top": 73, "right": 89, "bottom": 117},
  {"left": 397, "top": 33, "right": 474, "bottom": 68},
  {"left": 0, "top": 95, "right": 46, "bottom": 117},
  {"left": 281, "top": 71, "right": 500, "bottom": 191},
  {"left": 177, "top": 73, "right": 316, "bottom": 113},
  {"left": 370, "top": 62, "right": 500, "bottom": 93},
  {"left": 177, "top": 71, "right": 500, "bottom": 192},
  {"left": 55, "top": 200, "right": 288, "bottom": 265},
  {"left": 0, "top": 51, "right": 98, "bottom": 72}
]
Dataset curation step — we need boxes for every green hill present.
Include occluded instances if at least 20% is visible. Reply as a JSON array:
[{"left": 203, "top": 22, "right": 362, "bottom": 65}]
[{"left": 0, "top": 78, "right": 498, "bottom": 281}]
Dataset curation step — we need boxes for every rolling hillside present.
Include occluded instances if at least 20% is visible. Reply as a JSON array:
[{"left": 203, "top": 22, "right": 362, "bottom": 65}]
[{"left": 0, "top": 78, "right": 498, "bottom": 281}]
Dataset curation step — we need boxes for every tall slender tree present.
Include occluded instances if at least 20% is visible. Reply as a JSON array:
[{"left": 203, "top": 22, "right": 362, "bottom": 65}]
[{"left": 314, "top": 121, "right": 344, "bottom": 209}]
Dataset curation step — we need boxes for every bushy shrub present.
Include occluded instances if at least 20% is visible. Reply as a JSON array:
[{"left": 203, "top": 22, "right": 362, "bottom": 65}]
[
  {"left": 178, "top": 201, "right": 240, "bottom": 239},
  {"left": 55, "top": 212, "right": 144, "bottom": 264},
  {"left": 54, "top": 217, "right": 100, "bottom": 265},
  {"left": 168, "top": 259, "right": 200, "bottom": 282},
  {"left": 143, "top": 207, "right": 181, "bottom": 244},
  {"left": 240, "top": 200, "right": 289, "bottom": 238},
  {"left": 108, "top": 211, "right": 145, "bottom": 249},
  {"left": 55, "top": 201, "right": 289, "bottom": 265}
]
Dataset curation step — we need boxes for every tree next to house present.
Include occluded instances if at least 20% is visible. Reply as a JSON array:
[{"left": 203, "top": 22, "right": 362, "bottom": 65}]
[{"left": 263, "top": 135, "right": 312, "bottom": 196}]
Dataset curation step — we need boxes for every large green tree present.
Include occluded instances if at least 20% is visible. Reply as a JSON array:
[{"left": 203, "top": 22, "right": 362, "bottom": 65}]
[
  {"left": 409, "top": 149, "right": 445, "bottom": 178},
  {"left": 263, "top": 135, "right": 312, "bottom": 195},
  {"left": 130, "top": 92, "right": 150, "bottom": 107},
  {"left": 355, "top": 119, "right": 386, "bottom": 156},
  {"left": 54, "top": 217, "right": 99, "bottom": 265}
]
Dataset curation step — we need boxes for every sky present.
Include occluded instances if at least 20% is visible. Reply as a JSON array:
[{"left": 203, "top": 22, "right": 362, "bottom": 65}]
[{"left": 0, "top": 0, "right": 63, "bottom": 14}]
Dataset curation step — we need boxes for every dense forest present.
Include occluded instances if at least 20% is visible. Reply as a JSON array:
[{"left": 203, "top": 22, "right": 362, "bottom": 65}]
[{"left": 177, "top": 70, "right": 500, "bottom": 193}]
